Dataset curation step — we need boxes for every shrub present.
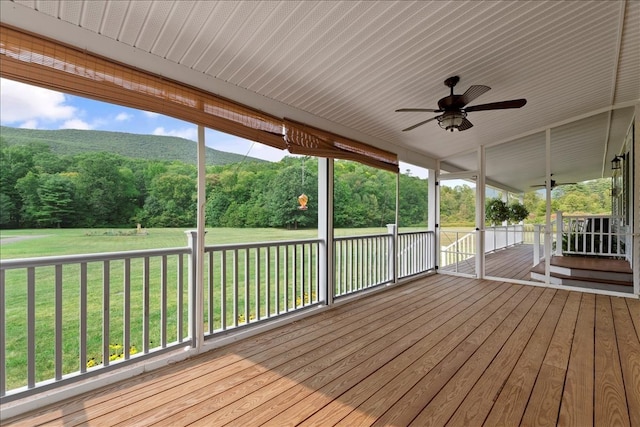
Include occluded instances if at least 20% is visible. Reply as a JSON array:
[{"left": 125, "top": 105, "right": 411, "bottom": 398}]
[
  {"left": 485, "top": 198, "right": 509, "bottom": 226},
  {"left": 508, "top": 202, "right": 529, "bottom": 224}
]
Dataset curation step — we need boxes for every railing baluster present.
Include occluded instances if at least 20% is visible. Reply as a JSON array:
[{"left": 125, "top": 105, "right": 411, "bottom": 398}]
[
  {"left": 102, "top": 261, "right": 110, "bottom": 367},
  {"left": 255, "top": 247, "right": 261, "bottom": 320},
  {"left": 208, "top": 251, "right": 214, "bottom": 334},
  {"left": 27, "top": 267, "right": 35, "bottom": 388},
  {"left": 55, "top": 265, "right": 63, "bottom": 380},
  {"left": 177, "top": 254, "right": 184, "bottom": 340},
  {"left": 284, "top": 245, "right": 289, "bottom": 312},
  {"left": 124, "top": 259, "right": 131, "bottom": 360},
  {"left": 266, "top": 247, "right": 271, "bottom": 317},
  {"left": 300, "top": 244, "right": 305, "bottom": 306},
  {"left": 161, "top": 255, "right": 167, "bottom": 348},
  {"left": 220, "top": 251, "right": 227, "bottom": 330},
  {"left": 80, "top": 263, "right": 87, "bottom": 373},
  {"left": 143, "top": 257, "right": 150, "bottom": 354},
  {"left": 233, "top": 249, "right": 238, "bottom": 327},
  {"left": 244, "top": 248, "right": 250, "bottom": 323},
  {"left": 275, "top": 246, "right": 280, "bottom": 315}
]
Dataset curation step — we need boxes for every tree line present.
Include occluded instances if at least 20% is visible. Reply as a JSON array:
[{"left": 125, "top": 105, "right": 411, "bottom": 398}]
[
  {"left": 0, "top": 139, "right": 611, "bottom": 230},
  {"left": 0, "top": 140, "right": 428, "bottom": 229}
]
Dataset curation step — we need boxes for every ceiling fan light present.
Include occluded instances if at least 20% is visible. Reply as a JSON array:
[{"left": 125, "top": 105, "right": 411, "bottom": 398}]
[{"left": 438, "top": 111, "right": 466, "bottom": 131}]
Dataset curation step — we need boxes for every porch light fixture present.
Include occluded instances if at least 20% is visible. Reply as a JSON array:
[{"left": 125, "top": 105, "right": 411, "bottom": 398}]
[
  {"left": 611, "top": 155, "right": 623, "bottom": 170},
  {"left": 438, "top": 111, "right": 466, "bottom": 132}
]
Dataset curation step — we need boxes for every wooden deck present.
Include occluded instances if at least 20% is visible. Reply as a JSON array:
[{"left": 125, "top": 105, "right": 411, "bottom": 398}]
[
  {"left": 440, "top": 243, "right": 535, "bottom": 281},
  {"left": 4, "top": 274, "right": 640, "bottom": 426}
]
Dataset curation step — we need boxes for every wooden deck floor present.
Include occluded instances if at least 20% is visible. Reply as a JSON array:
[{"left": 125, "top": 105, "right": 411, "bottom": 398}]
[
  {"left": 5, "top": 275, "right": 640, "bottom": 426},
  {"left": 440, "top": 243, "right": 535, "bottom": 281}
]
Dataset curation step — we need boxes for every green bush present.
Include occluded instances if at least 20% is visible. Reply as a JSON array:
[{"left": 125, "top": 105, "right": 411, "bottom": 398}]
[
  {"left": 508, "top": 202, "right": 529, "bottom": 224},
  {"left": 485, "top": 198, "right": 509, "bottom": 225}
]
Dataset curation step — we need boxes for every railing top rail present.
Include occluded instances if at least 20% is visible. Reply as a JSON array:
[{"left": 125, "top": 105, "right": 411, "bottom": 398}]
[
  {"left": 205, "top": 238, "right": 322, "bottom": 252},
  {"left": 334, "top": 233, "right": 391, "bottom": 242},
  {"left": 398, "top": 230, "right": 435, "bottom": 236},
  {"left": 0, "top": 247, "right": 190, "bottom": 269},
  {"left": 562, "top": 214, "right": 623, "bottom": 219}
]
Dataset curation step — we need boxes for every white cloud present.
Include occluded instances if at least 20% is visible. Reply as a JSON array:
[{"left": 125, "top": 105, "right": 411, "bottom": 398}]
[
  {"left": 115, "top": 112, "right": 133, "bottom": 121},
  {"left": 61, "top": 119, "right": 93, "bottom": 130},
  {"left": 152, "top": 126, "right": 197, "bottom": 141},
  {"left": 144, "top": 111, "right": 160, "bottom": 118},
  {"left": 0, "top": 78, "right": 77, "bottom": 124},
  {"left": 19, "top": 120, "right": 39, "bottom": 129}
]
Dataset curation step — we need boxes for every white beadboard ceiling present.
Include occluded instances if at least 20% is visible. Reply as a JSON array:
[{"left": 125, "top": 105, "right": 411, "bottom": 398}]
[{"left": 2, "top": 0, "right": 639, "bottom": 192}]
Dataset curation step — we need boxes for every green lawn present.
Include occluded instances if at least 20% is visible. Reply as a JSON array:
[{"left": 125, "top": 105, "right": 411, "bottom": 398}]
[{"left": 0, "top": 227, "right": 412, "bottom": 259}]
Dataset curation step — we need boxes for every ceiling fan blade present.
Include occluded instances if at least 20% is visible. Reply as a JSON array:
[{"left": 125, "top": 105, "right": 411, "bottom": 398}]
[
  {"left": 395, "top": 108, "right": 441, "bottom": 113},
  {"left": 460, "top": 85, "right": 491, "bottom": 106},
  {"left": 402, "top": 116, "right": 438, "bottom": 131},
  {"left": 465, "top": 98, "right": 527, "bottom": 112},
  {"left": 457, "top": 118, "right": 474, "bottom": 131}
]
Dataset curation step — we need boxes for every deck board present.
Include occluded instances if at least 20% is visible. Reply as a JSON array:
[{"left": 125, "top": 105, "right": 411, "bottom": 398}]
[
  {"left": 558, "top": 293, "right": 595, "bottom": 427},
  {"left": 4, "top": 274, "right": 639, "bottom": 427},
  {"left": 595, "top": 295, "right": 632, "bottom": 426}
]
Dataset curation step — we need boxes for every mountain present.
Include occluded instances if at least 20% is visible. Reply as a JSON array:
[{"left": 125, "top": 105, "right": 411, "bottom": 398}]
[{"left": 0, "top": 126, "right": 268, "bottom": 166}]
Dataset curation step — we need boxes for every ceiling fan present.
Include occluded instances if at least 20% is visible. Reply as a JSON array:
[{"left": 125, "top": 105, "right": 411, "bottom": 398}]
[
  {"left": 396, "top": 76, "right": 527, "bottom": 132},
  {"left": 531, "top": 175, "right": 577, "bottom": 190}
]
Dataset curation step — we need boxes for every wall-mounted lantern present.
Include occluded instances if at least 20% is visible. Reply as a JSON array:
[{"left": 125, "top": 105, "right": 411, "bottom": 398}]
[{"left": 611, "top": 155, "right": 623, "bottom": 171}]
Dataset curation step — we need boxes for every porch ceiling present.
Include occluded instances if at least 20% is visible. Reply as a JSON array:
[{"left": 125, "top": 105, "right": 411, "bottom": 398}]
[{"left": 2, "top": 1, "right": 639, "bottom": 192}]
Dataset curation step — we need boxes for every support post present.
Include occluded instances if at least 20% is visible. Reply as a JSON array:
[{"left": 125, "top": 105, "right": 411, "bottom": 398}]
[
  {"left": 544, "top": 128, "right": 552, "bottom": 284},
  {"left": 185, "top": 230, "right": 198, "bottom": 349},
  {"left": 555, "top": 211, "right": 563, "bottom": 256},
  {"left": 387, "top": 223, "right": 397, "bottom": 281},
  {"left": 428, "top": 168, "right": 438, "bottom": 270},
  {"left": 318, "top": 158, "right": 334, "bottom": 305},
  {"left": 475, "top": 146, "right": 486, "bottom": 279},
  {"left": 634, "top": 103, "right": 639, "bottom": 296},
  {"left": 533, "top": 225, "right": 541, "bottom": 266}
]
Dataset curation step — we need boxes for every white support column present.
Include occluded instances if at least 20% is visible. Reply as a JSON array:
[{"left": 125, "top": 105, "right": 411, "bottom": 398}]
[
  {"left": 318, "top": 158, "right": 334, "bottom": 305},
  {"left": 428, "top": 168, "right": 438, "bottom": 271},
  {"left": 544, "top": 128, "right": 552, "bottom": 284},
  {"left": 394, "top": 172, "right": 400, "bottom": 282},
  {"left": 476, "top": 146, "right": 486, "bottom": 279},
  {"left": 634, "top": 104, "right": 639, "bottom": 296},
  {"left": 194, "top": 125, "right": 206, "bottom": 351},
  {"left": 555, "top": 211, "right": 563, "bottom": 256},
  {"left": 533, "top": 225, "right": 541, "bottom": 266}
]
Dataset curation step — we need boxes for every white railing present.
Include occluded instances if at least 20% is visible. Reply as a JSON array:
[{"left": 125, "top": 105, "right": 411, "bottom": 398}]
[
  {"left": 0, "top": 246, "right": 192, "bottom": 400},
  {"left": 398, "top": 231, "right": 435, "bottom": 278},
  {"left": 202, "top": 239, "right": 321, "bottom": 334},
  {"left": 0, "top": 228, "right": 436, "bottom": 401},
  {"left": 557, "top": 213, "right": 626, "bottom": 258},
  {"left": 484, "top": 224, "right": 525, "bottom": 252},
  {"left": 334, "top": 233, "right": 393, "bottom": 297},
  {"left": 440, "top": 230, "right": 476, "bottom": 272}
]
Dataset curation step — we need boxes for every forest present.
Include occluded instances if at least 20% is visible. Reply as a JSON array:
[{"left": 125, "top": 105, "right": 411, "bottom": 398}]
[{"left": 0, "top": 136, "right": 611, "bottom": 230}]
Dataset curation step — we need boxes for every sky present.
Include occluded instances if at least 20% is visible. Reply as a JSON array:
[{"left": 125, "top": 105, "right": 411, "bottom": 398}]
[{"left": 0, "top": 78, "right": 428, "bottom": 176}]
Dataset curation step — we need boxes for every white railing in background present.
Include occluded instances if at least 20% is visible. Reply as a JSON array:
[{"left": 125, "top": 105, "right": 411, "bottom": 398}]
[
  {"left": 484, "top": 225, "right": 525, "bottom": 252},
  {"left": 398, "top": 231, "right": 435, "bottom": 279},
  {"left": 0, "top": 246, "right": 192, "bottom": 400},
  {"left": 440, "top": 230, "right": 476, "bottom": 272},
  {"left": 0, "top": 228, "right": 436, "bottom": 401},
  {"left": 202, "top": 239, "right": 321, "bottom": 335},
  {"left": 558, "top": 213, "right": 626, "bottom": 257},
  {"left": 334, "top": 233, "right": 393, "bottom": 297}
]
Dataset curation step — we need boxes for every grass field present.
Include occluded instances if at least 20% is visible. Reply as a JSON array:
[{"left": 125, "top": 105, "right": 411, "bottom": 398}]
[
  {"left": 0, "top": 227, "right": 418, "bottom": 259},
  {"left": 2, "top": 226, "right": 435, "bottom": 392}
]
